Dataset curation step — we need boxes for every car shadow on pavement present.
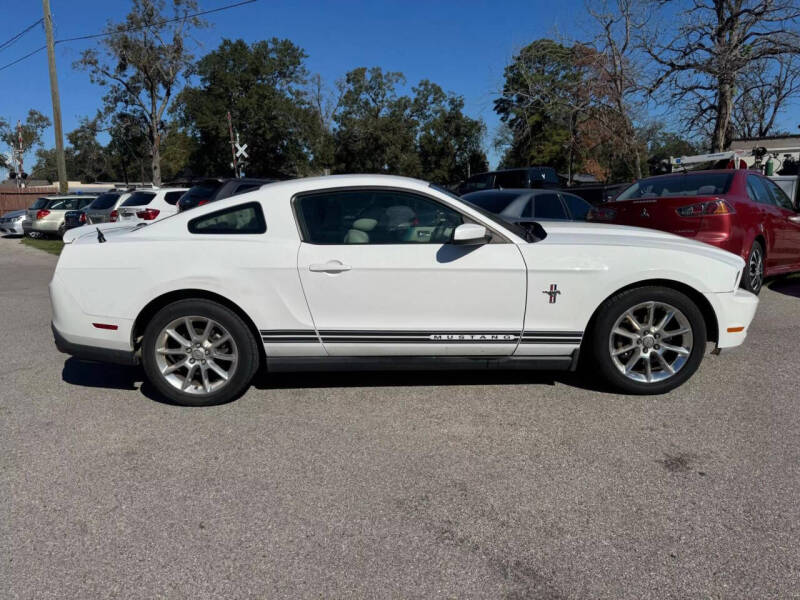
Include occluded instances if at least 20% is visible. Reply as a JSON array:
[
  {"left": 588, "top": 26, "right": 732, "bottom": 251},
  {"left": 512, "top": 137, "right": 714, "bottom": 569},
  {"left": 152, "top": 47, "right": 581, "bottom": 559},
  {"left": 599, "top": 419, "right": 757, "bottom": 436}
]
[
  {"left": 768, "top": 276, "right": 800, "bottom": 299},
  {"left": 61, "top": 357, "right": 141, "bottom": 391}
]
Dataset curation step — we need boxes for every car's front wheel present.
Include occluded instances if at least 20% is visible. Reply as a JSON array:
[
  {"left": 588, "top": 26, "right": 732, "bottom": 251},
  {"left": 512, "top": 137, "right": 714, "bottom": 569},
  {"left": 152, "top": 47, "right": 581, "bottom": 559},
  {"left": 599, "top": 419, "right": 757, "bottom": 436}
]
[
  {"left": 141, "top": 299, "right": 260, "bottom": 406},
  {"left": 591, "top": 286, "right": 707, "bottom": 395},
  {"left": 741, "top": 240, "right": 764, "bottom": 295}
]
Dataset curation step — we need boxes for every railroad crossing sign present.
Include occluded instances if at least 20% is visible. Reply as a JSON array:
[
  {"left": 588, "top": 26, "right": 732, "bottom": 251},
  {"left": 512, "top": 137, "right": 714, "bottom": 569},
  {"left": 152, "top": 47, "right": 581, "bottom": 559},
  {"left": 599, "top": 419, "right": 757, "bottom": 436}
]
[{"left": 235, "top": 142, "right": 248, "bottom": 159}]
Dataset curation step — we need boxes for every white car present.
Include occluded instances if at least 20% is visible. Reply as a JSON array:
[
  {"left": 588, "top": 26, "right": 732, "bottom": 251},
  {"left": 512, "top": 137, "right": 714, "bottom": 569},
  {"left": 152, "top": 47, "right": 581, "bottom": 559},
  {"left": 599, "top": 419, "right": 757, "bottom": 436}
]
[
  {"left": 50, "top": 175, "right": 758, "bottom": 406},
  {"left": 115, "top": 187, "right": 188, "bottom": 224}
]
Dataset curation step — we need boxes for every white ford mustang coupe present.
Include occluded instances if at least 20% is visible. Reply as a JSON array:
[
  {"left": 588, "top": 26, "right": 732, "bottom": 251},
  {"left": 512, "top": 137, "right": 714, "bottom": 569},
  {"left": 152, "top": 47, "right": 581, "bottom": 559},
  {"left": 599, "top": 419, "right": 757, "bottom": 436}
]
[{"left": 51, "top": 175, "right": 758, "bottom": 405}]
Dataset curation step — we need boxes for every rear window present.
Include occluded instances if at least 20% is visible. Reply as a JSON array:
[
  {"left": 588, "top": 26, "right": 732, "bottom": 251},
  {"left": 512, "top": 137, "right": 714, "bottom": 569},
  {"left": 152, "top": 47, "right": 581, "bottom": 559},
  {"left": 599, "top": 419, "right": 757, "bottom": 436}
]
[
  {"left": 533, "top": 193, "right": 568, "bottom": 219},
  {"left": 494, "top": 170, "right": 528, "bottom": 188},
  {"left": 30, "top": 197, "right": 49, "bottom": 210},
  {"left": 182, "top": 182, "right": 222, "bottom": 203},
  {"left": 121, "top": 192, "right": 156, "bottom": 206},
  {"left": 89, "top": 193, "right": 120, "bottom": 210},
  {"left": 617, "top": 173, "right": 733, "bottom": 200},
  {"left": 463, "top": 192, "right": 521, "bottom": 214}
]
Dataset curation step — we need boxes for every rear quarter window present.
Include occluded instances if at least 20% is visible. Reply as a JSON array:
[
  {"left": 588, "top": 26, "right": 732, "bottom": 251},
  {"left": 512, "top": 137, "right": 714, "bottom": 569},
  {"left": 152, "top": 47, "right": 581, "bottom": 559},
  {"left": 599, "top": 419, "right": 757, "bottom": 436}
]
[
  {"left": 188, "top": 202, "right": 266, "bottom": 234},
  {"left": 30, "top": 197, "right": 49, "bottom": 210},
  {"left": 164, "top": 191, "right": 186, "bottom": 205}
]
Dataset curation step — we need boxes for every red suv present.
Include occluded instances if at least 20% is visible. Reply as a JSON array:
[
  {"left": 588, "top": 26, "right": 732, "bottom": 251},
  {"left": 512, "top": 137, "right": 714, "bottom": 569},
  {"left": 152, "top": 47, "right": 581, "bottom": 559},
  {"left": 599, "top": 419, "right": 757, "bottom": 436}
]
[{"left": 588, "top": 170, "right": 800, "bottom": 294}]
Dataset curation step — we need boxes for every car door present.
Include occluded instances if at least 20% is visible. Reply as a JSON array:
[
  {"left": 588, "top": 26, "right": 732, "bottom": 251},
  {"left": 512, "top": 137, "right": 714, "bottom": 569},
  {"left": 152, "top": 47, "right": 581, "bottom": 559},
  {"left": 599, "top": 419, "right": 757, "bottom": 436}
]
[
  {"left": 746, "top": 175, "right": 785, "bottom": 268},
  {"left": 763, "top": 177, "right": 800, "bottom": 270},
  {"left": 294, "top": 187, "right": 527, "bottom": 356}
]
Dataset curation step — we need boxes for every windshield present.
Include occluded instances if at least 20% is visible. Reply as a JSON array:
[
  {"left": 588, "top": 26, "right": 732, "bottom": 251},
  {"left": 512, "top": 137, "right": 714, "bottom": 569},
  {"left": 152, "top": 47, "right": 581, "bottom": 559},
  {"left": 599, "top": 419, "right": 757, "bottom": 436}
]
[
  {"left": 430, "top": 184, "right": 535, "bottom": 241},
  {"left": 89, "top": 192, "right": 120, "bottom": 210},
  {"left": 616, "top": 173, "right": 733, "bottom": 200},
  {"left": 122, "top": 191, "right": 156, "bottom": 206}
]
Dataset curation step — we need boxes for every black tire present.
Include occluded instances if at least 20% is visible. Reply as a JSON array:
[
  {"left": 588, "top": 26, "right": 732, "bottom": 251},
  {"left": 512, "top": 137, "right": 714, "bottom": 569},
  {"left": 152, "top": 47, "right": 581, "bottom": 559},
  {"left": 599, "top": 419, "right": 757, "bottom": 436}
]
[
  {"left": 591, "top": 286, "right": 707, "bottom": 395},
  {"left": 141, "top": 299, "right": 260, "bottom": 406},
  {"left": 57, "top": 224, "right": 65, "bottom": 238},
  {"left": 740, "top": 240, "right": 764, "bottom": 295}
]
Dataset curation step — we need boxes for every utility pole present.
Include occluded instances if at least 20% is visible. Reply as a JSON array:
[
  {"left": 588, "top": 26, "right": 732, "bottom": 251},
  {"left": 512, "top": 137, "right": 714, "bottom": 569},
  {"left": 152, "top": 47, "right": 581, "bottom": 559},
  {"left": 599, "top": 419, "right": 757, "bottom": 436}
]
[
  {"left": 227, "top": 111, "right": 238, "bottom": 178},
  {"left": 42, "top": 0, "right": 68, "bottom": 194}
]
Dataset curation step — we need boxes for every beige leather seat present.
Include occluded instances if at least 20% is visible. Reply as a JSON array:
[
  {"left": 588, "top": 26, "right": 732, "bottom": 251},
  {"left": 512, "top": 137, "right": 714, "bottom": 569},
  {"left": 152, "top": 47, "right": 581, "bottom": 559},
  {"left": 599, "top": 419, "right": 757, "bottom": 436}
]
[{"left": 344, "top": 218, "right": 378, "bottom": 244}]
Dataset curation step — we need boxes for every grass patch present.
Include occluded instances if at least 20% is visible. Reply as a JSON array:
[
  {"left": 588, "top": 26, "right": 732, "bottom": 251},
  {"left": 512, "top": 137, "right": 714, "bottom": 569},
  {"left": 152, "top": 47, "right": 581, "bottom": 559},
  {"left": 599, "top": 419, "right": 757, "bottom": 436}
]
[{"left": 20, "top": 237, "right": 64, "bottom": 256}]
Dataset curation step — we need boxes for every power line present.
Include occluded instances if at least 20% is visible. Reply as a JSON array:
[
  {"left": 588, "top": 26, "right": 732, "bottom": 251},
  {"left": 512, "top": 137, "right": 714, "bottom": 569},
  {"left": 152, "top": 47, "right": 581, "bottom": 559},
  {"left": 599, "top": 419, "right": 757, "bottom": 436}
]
[
  {"left": 0, "top": 18, "right": 43, "bottom": 53},
  {"left": 0, "top": 0, "right": 258, "bottom": 73}
]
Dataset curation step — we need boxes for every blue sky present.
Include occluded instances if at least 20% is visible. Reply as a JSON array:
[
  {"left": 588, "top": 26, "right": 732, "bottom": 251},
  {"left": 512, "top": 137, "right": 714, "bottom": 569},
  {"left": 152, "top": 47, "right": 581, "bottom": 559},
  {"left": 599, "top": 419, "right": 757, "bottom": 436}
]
[{"left": 1, "top": 0, "right": 798, "bottom": 174}]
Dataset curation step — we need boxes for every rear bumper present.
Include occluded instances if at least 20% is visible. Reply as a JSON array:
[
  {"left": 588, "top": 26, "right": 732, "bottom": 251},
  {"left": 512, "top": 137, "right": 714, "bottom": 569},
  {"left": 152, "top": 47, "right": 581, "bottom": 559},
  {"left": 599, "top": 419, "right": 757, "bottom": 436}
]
[
  {"left": 52, "top": 322, "right": 139, "bottom": 365},
  {"left": 705, "top": 289, "right": 759, "bottom": 349}
]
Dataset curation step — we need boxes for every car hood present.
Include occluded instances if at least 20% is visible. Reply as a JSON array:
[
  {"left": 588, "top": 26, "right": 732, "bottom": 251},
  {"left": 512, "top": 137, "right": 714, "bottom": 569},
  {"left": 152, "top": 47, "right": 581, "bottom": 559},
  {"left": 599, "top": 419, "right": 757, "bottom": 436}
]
[
  {"left": 2, "top": 210, "right": 26, "bottom": 219},
  {"left": 537, "top": 221, "right": 745, "bottom": 270}
]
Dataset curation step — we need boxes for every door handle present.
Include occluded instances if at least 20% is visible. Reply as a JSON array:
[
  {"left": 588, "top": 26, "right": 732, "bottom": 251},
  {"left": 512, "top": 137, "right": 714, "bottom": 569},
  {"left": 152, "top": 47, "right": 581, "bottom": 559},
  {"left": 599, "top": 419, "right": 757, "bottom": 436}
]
[{"left": 309, "top": 261, "right": 351, "bottom": 273}]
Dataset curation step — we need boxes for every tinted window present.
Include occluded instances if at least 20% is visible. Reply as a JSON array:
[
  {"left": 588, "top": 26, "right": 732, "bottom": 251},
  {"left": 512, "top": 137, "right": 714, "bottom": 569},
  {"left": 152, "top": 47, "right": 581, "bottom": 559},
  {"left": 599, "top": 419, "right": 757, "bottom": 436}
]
[
  {"left": 232, "top": 183, "right": 260, "bottom": 196},
  {"left": 89, "top": 193, "right": 120, "bottom": 210},
  {"left": 617, "top": 173, "right": 733, "bottom": 200},
  {"left": 533, "top": 193, "right": 568, "bottom": 219},
  {"left": 189, "top": 202, "right": 266, "bottom": 234},
  {"left": 122, "top": 192, "right": 156, "bottom": 206},
  {"left": 48, "top": 197, "right": 87, "bottom": 210},
  {"left": 494, "top": 170, "right": 528, "bottom": 188},
  {"left": 530, "top": 167, "right": 560, "bottom": 184},
  {"left": 182, "top": 182, "right": 221, "bottom": 202},
  {"left": 763, "top": 178, "right": 795, "bottom": 211},
  {"left": 164, "top": 191, "right": 185, "bottom": 205},
  {"left": 467, "top": 174, "right": 492, "bottom": 189},
  {"left": 30, "top": 197, "right": 49, "bottom": 210},
  {"left": 297, "top": 189, "right": 463, "bottom": 245},
  {"left": 562, "top": 193, "right": 591, "bottom": 220},
  {"left": 462, "top": 191, "right": 521, "bottom": 214},
  {"left": 78, "top": 197, "right": 95, "bottom": 209},
  {"left": 747, "top": 176, "right": 773, "bottom": 205}
]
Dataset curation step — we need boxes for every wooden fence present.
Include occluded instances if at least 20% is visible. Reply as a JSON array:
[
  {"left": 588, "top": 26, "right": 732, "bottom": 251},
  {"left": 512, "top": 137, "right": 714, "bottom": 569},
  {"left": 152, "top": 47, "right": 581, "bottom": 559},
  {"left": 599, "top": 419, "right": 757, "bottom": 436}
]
[{"left": 0, "top": 187, "right": 58, "bottom": 215}]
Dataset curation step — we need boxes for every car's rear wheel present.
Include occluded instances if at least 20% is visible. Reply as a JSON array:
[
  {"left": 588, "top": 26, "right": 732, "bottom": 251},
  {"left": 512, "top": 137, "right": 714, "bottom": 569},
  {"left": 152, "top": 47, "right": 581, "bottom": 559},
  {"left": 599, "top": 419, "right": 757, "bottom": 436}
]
[
  {"left": 592, "top": 286, "right": 707, "bottom": 395},
  {"left": 142, "top": 299, "right": 259, "bottom": 406},
  {"left": 741, "top": 240, "right": 764, "bottom": 295}
]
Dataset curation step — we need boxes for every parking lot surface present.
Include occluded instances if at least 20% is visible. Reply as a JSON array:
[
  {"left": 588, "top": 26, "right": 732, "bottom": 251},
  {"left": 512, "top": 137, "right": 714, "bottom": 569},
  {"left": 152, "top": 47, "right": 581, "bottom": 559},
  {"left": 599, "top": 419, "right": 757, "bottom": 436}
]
[{"left": 2, "top": 236, "right": 799, "bottom": 599}]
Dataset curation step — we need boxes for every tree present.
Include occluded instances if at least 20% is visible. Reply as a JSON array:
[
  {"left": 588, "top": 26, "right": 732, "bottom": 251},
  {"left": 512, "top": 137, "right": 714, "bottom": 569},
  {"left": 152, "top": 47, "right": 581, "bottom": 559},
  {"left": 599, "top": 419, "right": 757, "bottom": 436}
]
[
  {"left": 176, "top": 38, "right": 319, "bottom": 178},
  {"left": 333, "top": 67, "right": 420, "bottom": 176},
  {"left": 411, "top": 80, "right": 487, "bottom": 184},
  {"left": 76, "top": 0, "right": 205, "bottom": 186},
  {"left": 0, "top": 109, "right": 51, "bottom": 172},
  {"left": 66, "top": 116, "right": 113, "bottom": 183},
  {"left": 733, "top": 55, "right": 800, "bottom": 138},
  {"left": 494, "top": 39, "right": 598, "bottom": 182},
  {"left": 647, "top": 0, "right": 800, "bottom": 151}
]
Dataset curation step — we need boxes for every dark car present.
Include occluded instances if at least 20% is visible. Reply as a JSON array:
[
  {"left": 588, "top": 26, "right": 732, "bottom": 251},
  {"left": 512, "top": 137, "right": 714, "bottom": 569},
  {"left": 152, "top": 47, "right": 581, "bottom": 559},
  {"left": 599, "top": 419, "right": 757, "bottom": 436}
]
[
  {"left": 457, "top": 167, "right": 561, "bottom": 195},
  {"left": 562, "top": 182, "right": 630, "bottom": 205},
  {"left": 63, "top": 209, "right": 88, "bottom": 232},
  {"left": 177, "top": 178, "right": 274, "bottom": 212},
  {"left": 462, "top": 188, "right": 593, "bottom": 226}
]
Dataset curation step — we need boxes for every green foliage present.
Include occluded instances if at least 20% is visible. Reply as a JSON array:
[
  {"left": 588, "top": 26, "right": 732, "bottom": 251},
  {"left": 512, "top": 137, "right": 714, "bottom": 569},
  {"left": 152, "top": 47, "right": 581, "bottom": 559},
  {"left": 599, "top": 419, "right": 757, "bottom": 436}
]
[
  {"left": 177, "top": 38, "right": 320, "bottom": 178},
  {"left": 0, "top": 110, "right": 52, "bottom": 171}
]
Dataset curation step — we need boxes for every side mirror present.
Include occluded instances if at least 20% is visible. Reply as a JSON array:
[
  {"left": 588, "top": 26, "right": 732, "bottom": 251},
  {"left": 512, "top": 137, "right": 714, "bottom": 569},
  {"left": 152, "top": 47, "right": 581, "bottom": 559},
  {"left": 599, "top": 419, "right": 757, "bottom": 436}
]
[{"left": 452, "top": 223, "right": 489, "bottom": 245}]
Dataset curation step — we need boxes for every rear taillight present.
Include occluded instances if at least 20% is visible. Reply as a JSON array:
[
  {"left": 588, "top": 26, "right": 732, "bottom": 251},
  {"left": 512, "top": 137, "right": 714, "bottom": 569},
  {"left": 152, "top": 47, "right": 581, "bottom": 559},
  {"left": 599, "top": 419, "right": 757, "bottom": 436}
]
[
  {"left": 36, "top": 209, "right": 50, "bottom": 220},
  {"left": 676, "top": 199, "right": 736, "bottom": 217},
  {"left": 136, "top": 208, "right": 160, "bottom": 220},
  {"left": 197, "top": 200, "right": 209, "bottom": 206},
  {"left": 587, "top": 207, "right": 617, "bottom": 221},
  {"left": 79, "top": 212, "right": 87, "bottom": 224},
  {"left": 109, "top": 210, "right": 118, "bottom": 222}
]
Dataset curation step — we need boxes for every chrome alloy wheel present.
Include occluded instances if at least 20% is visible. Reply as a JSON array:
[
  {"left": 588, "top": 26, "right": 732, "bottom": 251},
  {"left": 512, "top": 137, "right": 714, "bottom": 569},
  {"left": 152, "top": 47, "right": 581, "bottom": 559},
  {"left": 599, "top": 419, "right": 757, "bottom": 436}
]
[
  {"left": 748, "top": 245, "right": 764, "bottom": 293},
  {"left": 154, "top": 316, "right": 239, "bottom": 395},
  {"left": 608, "top": 301, "right": 694, "bottom": 384}
]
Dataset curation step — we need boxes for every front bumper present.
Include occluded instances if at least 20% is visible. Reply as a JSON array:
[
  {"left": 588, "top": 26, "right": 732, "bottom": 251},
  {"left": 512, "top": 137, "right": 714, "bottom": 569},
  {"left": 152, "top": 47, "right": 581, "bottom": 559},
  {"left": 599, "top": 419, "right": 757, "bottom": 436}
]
[
  {"left": 705, "top": 288, "right": 759, "bottom": 349},
  {"left": 52, "top": 322, "right": 139, "bottom": 366},
  {"left": 0, "top": 221, "right": 24, "bottom": 235}
]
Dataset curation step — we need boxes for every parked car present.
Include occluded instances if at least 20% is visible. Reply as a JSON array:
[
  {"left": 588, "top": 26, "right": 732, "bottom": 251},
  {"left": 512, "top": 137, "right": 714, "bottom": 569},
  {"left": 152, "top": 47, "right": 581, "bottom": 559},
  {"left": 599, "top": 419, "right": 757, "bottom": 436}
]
[
  {"left": 563, "top": 182, "right": 630, "bottom": 205},
  {"left": 51, "top": 174, "right": 757, "bottom": 406},
  {"left": 0, "top": 210, "right": 27, "bottom": 236},
  {"left": 83, "top": 190, "right": 132, "bottom": 224},
  {"left": 177, "top": 178, "right": 274, "bottom": 212},
  {"left": 587, "top": 170, "right": 800, "bottom": 294},
  {"left": 23, "top": 195, "right": 97, "bottom": 238},
  {"left": 462, "top": 189, "right": 593, "bottom": 227},
  {"left": 116, "top": 187, "right": 188, "bottom": 224},
  {"left": 457, "top": 167, "right": 561, "bottom": 195},
  {"left": 63, "top": 209, "right": 89, "bottom": 232}
]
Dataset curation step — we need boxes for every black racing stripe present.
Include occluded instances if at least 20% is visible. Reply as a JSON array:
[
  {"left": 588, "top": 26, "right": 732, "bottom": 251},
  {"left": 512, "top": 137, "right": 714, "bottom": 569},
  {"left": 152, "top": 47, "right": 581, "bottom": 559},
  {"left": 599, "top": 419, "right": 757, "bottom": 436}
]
[
  {"left": 260, "top": 330, "right": 316, "bottom": 335},
  {"left": 262, "top": 339, "right": 320, "bottom": 343},
  {"left": 520, "top": 339, "right": 582, "bottom": 344},
  {"left": 522, "top": 331, "right": 583, "bottom": 337},
  {"left": 317, "top": 330, "right": 521, "bottom": 336},
  {"left": 321, "top": 338, "right": 517, "bottom": 344}
]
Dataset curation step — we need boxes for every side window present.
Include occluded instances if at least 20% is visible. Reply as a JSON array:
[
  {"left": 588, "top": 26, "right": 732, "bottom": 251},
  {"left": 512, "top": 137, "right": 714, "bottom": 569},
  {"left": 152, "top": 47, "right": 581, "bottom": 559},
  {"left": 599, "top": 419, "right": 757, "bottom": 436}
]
[
  {"left": 562, "top": 193, "right": 590, "bottom": 220},
  {"left": 763, "top": 178, "right": 795, "bottom": 211},
  {"left": 494, "top": 171, "right": 528, "bottom": 188},
  {"left": 188, "top": 202, "right": 266, "bottom": 234},
  {"left": 533, "top": 193, "right": 568, "bottom": 220},
  {"left": 747, "top": 176, "right": 773, "bottom": 206},
  {"left": 296, "top": 189, "right": 464, "bottom": 245},
  {"left": 164, "top": 191, "right": 185, "bottom": 205}
]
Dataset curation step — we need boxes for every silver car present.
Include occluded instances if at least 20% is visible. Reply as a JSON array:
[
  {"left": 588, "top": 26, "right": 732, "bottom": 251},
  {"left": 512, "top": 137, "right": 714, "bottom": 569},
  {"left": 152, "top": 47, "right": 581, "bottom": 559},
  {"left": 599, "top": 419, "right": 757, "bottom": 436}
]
[
  {"left": 83, "top": 191, "right": 132, "bottom": 224},
  {"left": 0, "top": 210, "right": 27, "bottom": 236},
  {"left": 23, "top": 195, "right": 98, "bottom": 238}
]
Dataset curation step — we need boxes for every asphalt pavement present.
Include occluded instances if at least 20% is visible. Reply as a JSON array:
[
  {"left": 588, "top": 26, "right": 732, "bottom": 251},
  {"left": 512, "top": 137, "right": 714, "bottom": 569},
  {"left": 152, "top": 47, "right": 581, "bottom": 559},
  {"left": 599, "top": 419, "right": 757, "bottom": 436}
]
[{"left": 2, "top": 235, "right": 799, "bottom": 599}]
